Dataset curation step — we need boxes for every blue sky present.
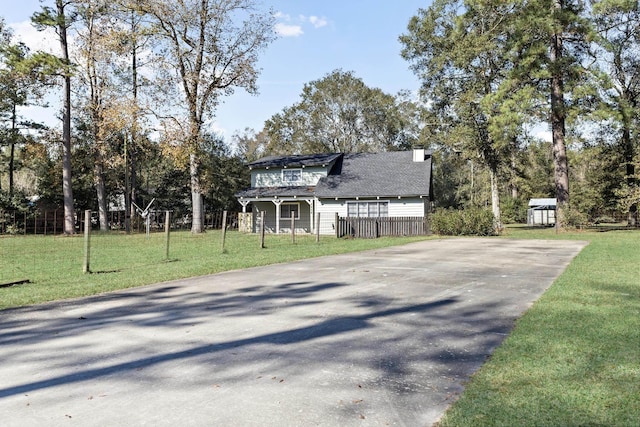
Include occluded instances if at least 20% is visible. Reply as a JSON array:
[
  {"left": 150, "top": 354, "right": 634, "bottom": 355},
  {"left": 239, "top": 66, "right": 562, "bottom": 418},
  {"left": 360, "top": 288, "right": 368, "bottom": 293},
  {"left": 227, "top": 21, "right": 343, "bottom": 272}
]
[{"left": 5, "top": 0, "right": 431, "bottom": 140}]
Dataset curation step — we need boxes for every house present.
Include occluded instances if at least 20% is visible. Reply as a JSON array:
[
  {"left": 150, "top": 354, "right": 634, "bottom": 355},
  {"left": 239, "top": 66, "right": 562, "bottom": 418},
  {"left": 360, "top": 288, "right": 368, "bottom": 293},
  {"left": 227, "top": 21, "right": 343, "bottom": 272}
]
[
  {"left": 527, "top": 198, "right": 556, "bottom": 226},
  {"left": 235, "top": 148, "right": 433, "bottom": 235}
]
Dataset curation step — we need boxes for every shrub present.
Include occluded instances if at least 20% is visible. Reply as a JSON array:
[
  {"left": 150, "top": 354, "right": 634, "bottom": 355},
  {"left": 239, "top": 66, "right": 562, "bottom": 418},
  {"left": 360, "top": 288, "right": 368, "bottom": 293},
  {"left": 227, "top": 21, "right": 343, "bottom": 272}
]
[
  {"left": 500, "top": 197, "right": 527, "bottom": 224},
  {"left": 559, "top": 206, "right": 589, "bottom": 229},
  {"left": 5, "top": 224, "right": 23, "bottom": 235},
  {"left": 431, "top": 207, "right": 497, "bottom": 236}
]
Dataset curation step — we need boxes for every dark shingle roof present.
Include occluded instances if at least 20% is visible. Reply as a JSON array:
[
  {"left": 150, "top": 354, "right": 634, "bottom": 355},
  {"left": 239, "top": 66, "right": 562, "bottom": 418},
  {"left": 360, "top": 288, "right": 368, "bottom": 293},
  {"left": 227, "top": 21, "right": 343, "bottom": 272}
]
[
  {"left": 235, "top": 186, "right": 316, "bottom": 199},
  {"left": 314, "top": 151, "right": 432, "bottom": 199},
  {"left": 248, "top": 153, "right": 342, "bottom": 169}
]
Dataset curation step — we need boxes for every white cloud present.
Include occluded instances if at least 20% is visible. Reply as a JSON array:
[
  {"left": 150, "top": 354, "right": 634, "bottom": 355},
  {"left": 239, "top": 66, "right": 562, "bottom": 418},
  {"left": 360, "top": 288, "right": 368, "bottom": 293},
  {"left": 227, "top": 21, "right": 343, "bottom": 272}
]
[
  {"left": 308, "top": 16, "right": 328, "bottom": 29},
  {"left": 274, "top": 12, "right": 290, "bottom": 21},
  {"left": 275, "top": 23, "right": 303, "bottom": 37},
  {"left": 8, "top": 20, "right": 59, "bottom": 54},
  {"left": 275, "top": 13, "right": 328, "bottom": 37}
]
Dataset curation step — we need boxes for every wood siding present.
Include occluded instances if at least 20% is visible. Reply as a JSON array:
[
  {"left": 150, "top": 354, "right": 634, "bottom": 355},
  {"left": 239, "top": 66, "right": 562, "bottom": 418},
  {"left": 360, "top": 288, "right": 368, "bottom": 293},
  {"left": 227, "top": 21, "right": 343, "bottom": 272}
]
[
  {"left": 315, "top": 198, "right": 428, "bottom": 235},
  {"left": 252, "top": 201, "right": 313, "bottom": 233},
  {"left": 252, "top": 167, "right": 328, "bottom": 188}
]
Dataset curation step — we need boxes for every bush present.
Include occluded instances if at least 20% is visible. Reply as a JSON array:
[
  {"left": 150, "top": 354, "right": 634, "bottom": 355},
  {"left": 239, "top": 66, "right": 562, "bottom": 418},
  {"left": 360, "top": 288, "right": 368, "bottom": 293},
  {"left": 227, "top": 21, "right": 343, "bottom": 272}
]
[
  {"left": 559, "top": 206, "right": 589, "bottom": 229},
  {"left": 5, "top": 224, "right": 23, "bottom": 235},
  {"left": 500, "top": 197, "right": 527, "bottom": 224},
  {"left": 431, "top": 207, "right": 497, "bottom": 236}
]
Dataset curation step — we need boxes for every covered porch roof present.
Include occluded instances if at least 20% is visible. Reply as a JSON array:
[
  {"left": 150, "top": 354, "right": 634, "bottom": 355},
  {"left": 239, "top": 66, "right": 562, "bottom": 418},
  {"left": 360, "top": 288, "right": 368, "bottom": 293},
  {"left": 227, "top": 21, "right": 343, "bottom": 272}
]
[{"left": 235, "top": 186, "right": 316, "bottom": 202}]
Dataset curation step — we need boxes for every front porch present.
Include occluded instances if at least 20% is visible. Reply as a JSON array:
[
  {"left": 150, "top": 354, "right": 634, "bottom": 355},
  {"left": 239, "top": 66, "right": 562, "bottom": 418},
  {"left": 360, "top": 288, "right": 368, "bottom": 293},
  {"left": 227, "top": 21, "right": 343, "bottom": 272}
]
[{"left": 238, "top": 196, "right": 317, "bottom": 234}]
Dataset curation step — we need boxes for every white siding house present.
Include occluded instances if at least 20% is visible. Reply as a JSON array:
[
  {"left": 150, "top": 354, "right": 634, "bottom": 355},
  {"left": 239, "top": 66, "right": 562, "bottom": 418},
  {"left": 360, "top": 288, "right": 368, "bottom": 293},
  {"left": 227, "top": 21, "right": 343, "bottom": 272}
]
[
  {"left": 314, "top": 198, "right": 429, "bottom": 235},
  {"left": 236, "top": 149, "right": 433, "bottom": 235}
]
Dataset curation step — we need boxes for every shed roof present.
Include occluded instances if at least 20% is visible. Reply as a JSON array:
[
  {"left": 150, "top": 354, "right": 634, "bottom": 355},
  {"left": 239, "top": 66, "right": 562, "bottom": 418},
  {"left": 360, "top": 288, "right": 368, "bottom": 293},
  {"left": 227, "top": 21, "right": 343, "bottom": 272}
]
[
  {"left": 528, "top": 198, "right": 557, "bottom": 207},
  {"left": 314, "top": 151, "right": 432, "bottom": 199}
]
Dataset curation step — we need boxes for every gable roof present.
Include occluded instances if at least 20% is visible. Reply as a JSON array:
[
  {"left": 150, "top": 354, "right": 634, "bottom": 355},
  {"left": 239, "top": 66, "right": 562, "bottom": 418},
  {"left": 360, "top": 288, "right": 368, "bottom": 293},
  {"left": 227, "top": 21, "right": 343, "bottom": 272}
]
[
  {"left": 315, "top": 151, "right": 432, "bottom": 199},
  {"left": 248, "top": 153, "right": 342, "bottom": 169}
]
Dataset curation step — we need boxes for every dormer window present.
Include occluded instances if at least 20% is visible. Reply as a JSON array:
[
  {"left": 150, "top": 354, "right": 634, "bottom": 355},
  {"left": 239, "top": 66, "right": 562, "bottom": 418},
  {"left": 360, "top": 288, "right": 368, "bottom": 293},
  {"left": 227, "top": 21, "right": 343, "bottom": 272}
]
[{"left": 282, "top": 169, "right": 302, "bottom": 184}]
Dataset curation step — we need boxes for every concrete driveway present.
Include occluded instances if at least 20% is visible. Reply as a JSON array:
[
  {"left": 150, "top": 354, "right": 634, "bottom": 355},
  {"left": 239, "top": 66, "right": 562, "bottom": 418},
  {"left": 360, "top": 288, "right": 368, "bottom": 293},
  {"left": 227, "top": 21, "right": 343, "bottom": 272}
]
[{"left": 0, "top": 238, "right": 586, "bottom": 426}]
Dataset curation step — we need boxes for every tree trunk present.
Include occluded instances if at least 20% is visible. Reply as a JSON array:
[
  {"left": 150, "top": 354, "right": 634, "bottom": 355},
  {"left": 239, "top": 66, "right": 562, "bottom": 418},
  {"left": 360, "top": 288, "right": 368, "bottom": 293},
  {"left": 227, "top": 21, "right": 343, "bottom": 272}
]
[
  {"left": 550, "top": 0, "right": 570, "bottom": 227},
  {"left": 490, "top": 167, "right": 502, "bottom": 230},
  {"left": 510, "top": 139, "right": 519, "bottom": 199},
  {"left": 9, "top": 104, "right": 17, "bottom": 198},
  {"left": 190, "top": 153, "right": 203, "bottom": 233},
  {"left": 124, "top": 134, "right": 131, "bottom": 233},
  {"left": 95, "top": 159, "right": 108, "bottom": 231},
  {"left": 127, "top": 18, "right": 140, "bottom": 234},
  {"left": 58, "top": 0, "right": 75, "bottom": 235},
  {"left": 87, "top": 20, "right": 107, "bottom": 232},
  {"left": 622, "top": 125, "right": 637, "bottom": 226},
  {"left": 130, "top": 159, "right": 138, "bottom": 229}
]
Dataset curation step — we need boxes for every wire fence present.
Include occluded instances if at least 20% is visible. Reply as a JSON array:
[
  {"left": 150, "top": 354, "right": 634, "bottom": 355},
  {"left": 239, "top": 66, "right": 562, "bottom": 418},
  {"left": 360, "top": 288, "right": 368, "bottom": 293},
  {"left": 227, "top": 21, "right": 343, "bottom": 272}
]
[
  {"left": 6, "top": 206, "right": 636, "bottom": 288},
  {"left": 0, "top": 220, "right": 297, "bottom": 288},
  {"left": 0, "top": 210, "right": 240, "bottom": 287},
  {"left": 0, "top": 209, "right": 239, "bottom": 235},
  {"left": 1, "top": 211, "right": 432, "bottom": 288}
]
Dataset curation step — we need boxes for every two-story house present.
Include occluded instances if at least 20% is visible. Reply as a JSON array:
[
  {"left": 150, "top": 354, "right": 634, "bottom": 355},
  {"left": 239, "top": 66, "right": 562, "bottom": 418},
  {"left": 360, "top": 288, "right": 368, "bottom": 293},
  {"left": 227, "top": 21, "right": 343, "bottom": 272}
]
[{"left": 235, "top": 148, "right": 433, "bottom": 235}]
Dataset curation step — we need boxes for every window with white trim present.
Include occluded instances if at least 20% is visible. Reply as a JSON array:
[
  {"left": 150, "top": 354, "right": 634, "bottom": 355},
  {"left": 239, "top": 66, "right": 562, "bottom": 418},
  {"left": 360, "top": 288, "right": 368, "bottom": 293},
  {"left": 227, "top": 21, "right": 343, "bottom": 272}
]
[
  {"left": 282, "top": 169, "right": 302, "bottom": 185},
  {"left": 280, "top": 202, "right": 300, "bottom": 219},
  {"left": 346, "top": 201, "right": 389, "bottom": 218}
]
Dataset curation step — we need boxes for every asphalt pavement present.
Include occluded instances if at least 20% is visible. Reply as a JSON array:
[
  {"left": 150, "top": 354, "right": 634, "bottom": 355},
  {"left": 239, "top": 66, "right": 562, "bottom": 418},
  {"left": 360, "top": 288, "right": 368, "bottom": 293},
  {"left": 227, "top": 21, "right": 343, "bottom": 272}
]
[{"left": 0, "top": 237, "right": 587, "bottom": 426}]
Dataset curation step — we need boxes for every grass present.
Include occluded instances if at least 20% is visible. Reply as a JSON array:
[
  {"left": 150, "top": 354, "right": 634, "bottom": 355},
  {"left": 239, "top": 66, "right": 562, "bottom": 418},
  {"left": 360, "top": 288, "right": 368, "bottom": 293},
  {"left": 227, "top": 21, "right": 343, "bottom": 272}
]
[
  {"left": 437, "top": 226, "right": 640, "bottom": 426},
  {"left": 0, "top": 230, "right": 431, "bottom": 310}
]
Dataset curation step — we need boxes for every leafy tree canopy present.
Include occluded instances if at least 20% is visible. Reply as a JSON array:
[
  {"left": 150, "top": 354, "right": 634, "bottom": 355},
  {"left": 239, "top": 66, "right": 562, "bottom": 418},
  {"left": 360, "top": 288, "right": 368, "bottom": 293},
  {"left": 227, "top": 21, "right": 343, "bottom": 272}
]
[{"left": 264, "top": 69, "right": 421, "bottom": 155}]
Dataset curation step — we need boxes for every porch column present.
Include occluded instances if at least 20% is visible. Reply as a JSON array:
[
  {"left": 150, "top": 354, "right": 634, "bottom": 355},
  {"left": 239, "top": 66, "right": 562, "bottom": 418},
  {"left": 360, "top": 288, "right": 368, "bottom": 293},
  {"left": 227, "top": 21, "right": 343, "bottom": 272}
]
[
  {"left": 306, "top": 199, "right": 314, "bottom": 233},
  {"left": 239, "top": 199, "right": 250, "bottom": 213},
  {"left": 272, "top": 199, "right": 283, "bottom": 234}
]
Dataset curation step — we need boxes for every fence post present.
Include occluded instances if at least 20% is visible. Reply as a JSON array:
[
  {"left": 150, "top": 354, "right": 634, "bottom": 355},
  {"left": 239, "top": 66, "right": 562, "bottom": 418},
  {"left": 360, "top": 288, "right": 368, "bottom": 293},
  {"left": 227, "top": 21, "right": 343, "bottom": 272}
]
[
  {"left": 335, "top": 212, "right": 339, "bottom": 238},
  {"left": 291, "top": 211, "right": 295, "bottom": 244},
  {"left": 164, "top": 211, "right": 171, "bottom": 260},
  {"left": 315, "top": 212, "right": 320, "bottom": 243},
  {"left": 83, "top": 210, "right": 91, "bottom": 274},
  {"left": 221, "top": 210, "right": 228, "bottom": 253},
  {"left": 260, "top": 211, "right": 265, "bottom": 248}
]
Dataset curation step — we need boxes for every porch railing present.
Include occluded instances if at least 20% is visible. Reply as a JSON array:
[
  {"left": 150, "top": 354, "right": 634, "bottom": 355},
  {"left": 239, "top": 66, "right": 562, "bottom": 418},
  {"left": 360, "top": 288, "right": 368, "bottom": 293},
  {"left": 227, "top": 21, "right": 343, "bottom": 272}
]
[{"left": 337, "top": 216, "right": 430, "bottom": 238}]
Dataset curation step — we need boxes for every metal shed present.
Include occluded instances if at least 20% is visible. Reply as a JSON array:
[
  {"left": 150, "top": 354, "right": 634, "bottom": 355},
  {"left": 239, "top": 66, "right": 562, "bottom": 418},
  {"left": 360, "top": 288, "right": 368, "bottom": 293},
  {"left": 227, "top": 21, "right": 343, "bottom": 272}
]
[{"left": 527, "top": 198, "right": 557, "bottom": 226}]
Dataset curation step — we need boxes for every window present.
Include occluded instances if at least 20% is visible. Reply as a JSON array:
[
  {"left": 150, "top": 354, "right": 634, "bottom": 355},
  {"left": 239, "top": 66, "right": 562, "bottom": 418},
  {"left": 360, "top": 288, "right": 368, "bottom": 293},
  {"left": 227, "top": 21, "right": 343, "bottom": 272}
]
[
  {"left": 280, "top": 203, "right": 300, "bottom": 219},
  {"left": 282, "top": 169, "right": 302, "bottom": 184},
  {"left": 346, "top": 201, "right": 389, "bottom": 218}
]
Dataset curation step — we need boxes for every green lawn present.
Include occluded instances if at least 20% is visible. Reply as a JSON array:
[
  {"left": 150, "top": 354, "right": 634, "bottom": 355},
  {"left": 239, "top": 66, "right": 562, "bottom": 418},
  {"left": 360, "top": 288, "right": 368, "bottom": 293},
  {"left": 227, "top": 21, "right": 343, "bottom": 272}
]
[
  {"left": 437, "top": 226, "right": 640, "bottom": 426},
  {"left": 0, "top": 230, "right": 431, "bottom": 310}
]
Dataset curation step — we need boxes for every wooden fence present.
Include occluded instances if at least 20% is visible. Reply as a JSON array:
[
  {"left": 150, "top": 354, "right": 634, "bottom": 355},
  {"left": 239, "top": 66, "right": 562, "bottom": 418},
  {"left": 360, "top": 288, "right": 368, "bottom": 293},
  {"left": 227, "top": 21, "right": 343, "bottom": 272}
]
[{"left": 337, "top": 216, "right": 430, "bottom": 238}]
